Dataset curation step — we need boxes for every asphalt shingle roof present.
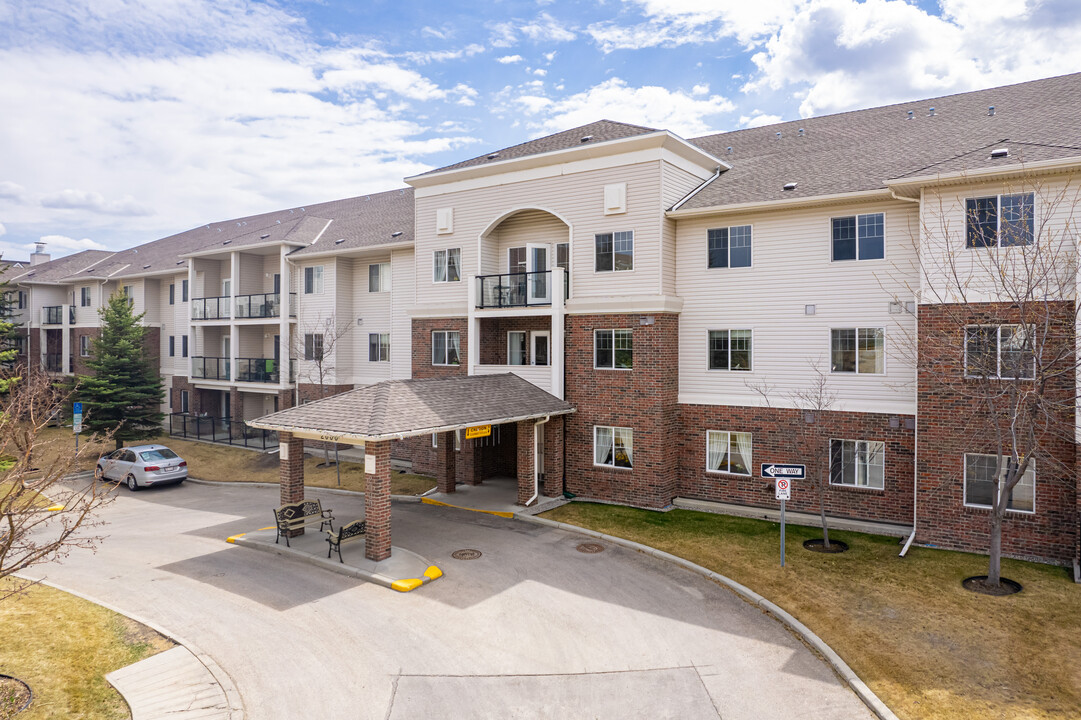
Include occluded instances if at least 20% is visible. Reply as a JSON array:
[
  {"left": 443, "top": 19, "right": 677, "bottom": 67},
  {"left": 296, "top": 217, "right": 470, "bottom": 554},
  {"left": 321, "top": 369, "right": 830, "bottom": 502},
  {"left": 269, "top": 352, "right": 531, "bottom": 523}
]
[
  {"left": 250, "top": 373, "right": 575, "bottom": 440},
  {"left": 11, "top": 250, "right": 114, "bottom": 284}
]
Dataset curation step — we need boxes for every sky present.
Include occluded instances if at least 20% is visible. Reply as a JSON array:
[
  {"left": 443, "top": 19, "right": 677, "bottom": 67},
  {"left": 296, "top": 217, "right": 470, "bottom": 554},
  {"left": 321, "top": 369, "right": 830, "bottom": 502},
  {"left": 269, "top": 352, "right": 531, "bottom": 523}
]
[{"left": 1, "top": 0, "right": 1079, "bottom": 261}]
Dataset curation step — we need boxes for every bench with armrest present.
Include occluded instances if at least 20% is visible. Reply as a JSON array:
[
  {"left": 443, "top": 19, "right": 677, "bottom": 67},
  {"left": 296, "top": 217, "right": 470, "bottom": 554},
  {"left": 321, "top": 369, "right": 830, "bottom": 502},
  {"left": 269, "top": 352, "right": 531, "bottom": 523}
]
[
  {"left": 326, "top": 519, "right": 367, "bottom": 563},
  {"left": 273, "top": 499, "right": 334, "bottom": 546}
]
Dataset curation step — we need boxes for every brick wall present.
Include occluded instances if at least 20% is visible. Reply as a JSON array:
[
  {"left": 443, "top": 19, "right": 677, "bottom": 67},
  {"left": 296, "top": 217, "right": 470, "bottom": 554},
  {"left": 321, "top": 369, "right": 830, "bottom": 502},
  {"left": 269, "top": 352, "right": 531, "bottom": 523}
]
[
  {"left": 71, "top": 327, "right": 100, "bottom": 376},
  {"left": 563, "top": 313, "right": 679, "bottom": 508},
  {"left": 917, "top": 302, "right": 1078, "bottom": 564},
  {"left": 411, "top": 318, "right": 468, "bottom": 378},
  {"left": 478, "top": 316, "right": 551, "bottom": 365}
]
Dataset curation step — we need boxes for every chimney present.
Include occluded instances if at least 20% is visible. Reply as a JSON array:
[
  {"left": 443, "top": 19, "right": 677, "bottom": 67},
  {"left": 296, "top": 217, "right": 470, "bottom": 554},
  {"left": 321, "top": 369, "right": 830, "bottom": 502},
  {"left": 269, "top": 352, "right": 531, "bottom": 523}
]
[{"left": 30, "top": 242, "right": 50, "bottom": 266}]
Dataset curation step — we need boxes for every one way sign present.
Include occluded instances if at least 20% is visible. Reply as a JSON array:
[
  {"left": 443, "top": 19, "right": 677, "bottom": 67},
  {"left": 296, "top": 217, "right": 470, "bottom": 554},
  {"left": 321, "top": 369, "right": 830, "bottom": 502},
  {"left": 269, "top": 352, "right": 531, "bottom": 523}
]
[{"left": 760, "top": 463, "right": 806, "bottom": 480}]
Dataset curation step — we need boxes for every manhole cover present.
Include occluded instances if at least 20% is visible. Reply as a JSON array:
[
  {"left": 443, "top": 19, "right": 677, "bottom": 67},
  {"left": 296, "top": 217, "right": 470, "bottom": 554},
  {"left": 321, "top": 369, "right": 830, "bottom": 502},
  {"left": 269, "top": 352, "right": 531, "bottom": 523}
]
[
  {"left": 451, "top": 549, "right": 482, "bottom": 560},
  {"left": 577, "top": 542, "right": 605, "bottom": 554}
]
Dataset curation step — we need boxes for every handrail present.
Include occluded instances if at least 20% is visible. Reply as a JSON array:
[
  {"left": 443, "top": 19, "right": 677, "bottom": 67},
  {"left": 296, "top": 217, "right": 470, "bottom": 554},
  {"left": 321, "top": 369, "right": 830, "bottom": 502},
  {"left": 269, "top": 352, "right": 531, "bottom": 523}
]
[{"left": 475, "top": 270, "right": 560, "bottom": 308}]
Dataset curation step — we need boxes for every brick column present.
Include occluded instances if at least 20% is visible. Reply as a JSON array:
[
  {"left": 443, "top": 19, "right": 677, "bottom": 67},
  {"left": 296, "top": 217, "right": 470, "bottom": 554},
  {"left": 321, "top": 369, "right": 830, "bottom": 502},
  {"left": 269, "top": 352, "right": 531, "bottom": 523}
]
[
  {"left": 279, "top": 431, "right": 305, "bottom": 537},
  {"left": 516, "top": 419, "right": 535, "bottom": 506},
  {"left": 436, "top": 431, "right": 457, "bottom": 494},
  {"left": 365, "top": 440, "right": 392, "bottom": 562},
  {"left": 230, "top": 388, "right": 244, "bottom": 439},
  {"left": 543, "top": 416, "right": 564, "bottom": 497},
  {"left": 458, "top": 436, "right": 481, "bottom": 486}
]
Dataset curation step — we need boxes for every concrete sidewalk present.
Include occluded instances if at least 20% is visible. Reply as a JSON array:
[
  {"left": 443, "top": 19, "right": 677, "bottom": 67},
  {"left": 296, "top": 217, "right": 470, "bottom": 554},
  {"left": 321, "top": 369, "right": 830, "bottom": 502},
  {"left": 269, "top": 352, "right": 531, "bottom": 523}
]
[{"left": 107, "top": 646, "right": 230, "bottom": 720}]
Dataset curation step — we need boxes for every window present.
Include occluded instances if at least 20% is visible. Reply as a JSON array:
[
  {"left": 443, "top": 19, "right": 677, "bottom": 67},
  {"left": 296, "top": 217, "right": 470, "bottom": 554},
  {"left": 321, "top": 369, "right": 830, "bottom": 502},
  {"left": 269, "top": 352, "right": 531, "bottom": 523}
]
[
  {"left": 304, "top": 333, "right": 324, "bottom": 361},
  {"left": 432, "top": 430, "right": 462, "bottom": 451},
  {"left": 594, "top": 426, "right": 633, "bottom": 468},
  {"left": 966, "top": 193, "right": 1033, "bottom": 248},
  {"left": 964, "top": 453, "right": 1034, "bottom": 512},
  {"left": 508, "top": 247, "right": 526, "bottom": 274},
  {"left": 707, "top": 225, "right": 752, "bottom": 268},
  {"left": 708, "top": 330, "right": 752, "bottom": 371},
  {"left": 368, "top": 333, "right": 390, "bottom": 362},
  {"left": 181, "top": 335, "right": 188, "bottom": 358},
  {"left": 369, "top": 263, "right": 390, "bottom": 292},
  {"left": 556, "top": 243, "right": 569, "bottom": 271},
  {"left": 433, "top": 248, "right": 461, "bottom": 282},
  {"left": 832, "top": 213, "right": 884, "bottom": 261},
  {"left": 180, "top": 390, "right": 189, "bottom": 413},
  {"left": 168, "top": 336, "right": 175, "bottom": 357},
  {"left": 594, "top": 329, "right": 632, "bottom": 369},
  {"left": 79, "top": 335, "right": 90, "bottom": 357},
  {"left": 595, "top": 231, "right": 633, "bottom": 272},
  {"left": 432, "top": 330, "right": 460, "bottom": 366},
  {"left": 122, "top": 285, "right": 133, "bottom": 307},
  {"left": 830, "top": 439, "right": 885, "bottom": 489},
  {"left": 181, "top": 279, "right": 188, "bottom": 302},
  {"left": 831, "top": 328, "right": 884, "bottom": 373},
  {"left": 17, "top": 291, "right": 26, "bottom": 309},
  {"left": 706, "top": 431, "right": 752, "bottom": 475},
  {"left": 80, "top": 287, "right": 91, "bottom": 307},
  {"left": 169, "top": 283, "right": 175, "bottom": 305},
  {"left": 304, "top": 266, "right": 324, "bottom": 294},
  {"left": 508, "top": 331, "right": 527, "bottom": 365},
  {"left": 964, "top": 325, "right": 1034, "bottom": 379}
]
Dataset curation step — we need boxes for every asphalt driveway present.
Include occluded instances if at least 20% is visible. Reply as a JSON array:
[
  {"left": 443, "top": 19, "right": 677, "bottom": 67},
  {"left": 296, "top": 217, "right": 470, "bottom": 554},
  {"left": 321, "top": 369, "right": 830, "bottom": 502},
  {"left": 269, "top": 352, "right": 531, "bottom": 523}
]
[{"left": 29, "top": 480, "right": 874, "bottom": 720}]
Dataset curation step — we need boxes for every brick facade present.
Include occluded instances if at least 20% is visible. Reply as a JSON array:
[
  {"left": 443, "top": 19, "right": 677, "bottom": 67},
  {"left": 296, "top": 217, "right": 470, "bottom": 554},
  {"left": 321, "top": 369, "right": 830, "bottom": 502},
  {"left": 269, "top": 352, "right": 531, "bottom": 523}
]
[
  {"left": 411, "top": 317, "right": 468, "bottom": 379},
  {"left": 479, "top": 316, "right": 551, "bottom": 365},
  {"left": 71, "top": 327, "right": 100, "bottom": 376},
  {"left": 364, "top": 439, "right": 393, "bottom": 561},
  {"left": 279, "top": 431, "right": 306, "bottom": 538}
]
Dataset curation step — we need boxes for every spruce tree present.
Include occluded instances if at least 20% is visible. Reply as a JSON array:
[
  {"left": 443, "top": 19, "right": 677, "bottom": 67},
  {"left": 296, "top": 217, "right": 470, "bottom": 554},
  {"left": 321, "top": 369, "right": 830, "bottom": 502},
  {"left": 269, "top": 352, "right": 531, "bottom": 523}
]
[
  {"left": 0, "top": 265, "right": 23, "bottom": 384},
  {"left": 80, "top": 293, "right": 164, "bottom": 450}
]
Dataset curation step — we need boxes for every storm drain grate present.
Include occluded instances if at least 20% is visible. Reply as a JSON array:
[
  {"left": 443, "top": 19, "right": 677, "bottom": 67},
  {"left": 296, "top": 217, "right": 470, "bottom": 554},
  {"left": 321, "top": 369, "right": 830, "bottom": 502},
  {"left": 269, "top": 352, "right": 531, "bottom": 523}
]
[
  {"left": 576, "top": 542, "right": 605, "bottom": 554},
  {"left": 451, "top": 549, "right": 482, "bottom": 560}
]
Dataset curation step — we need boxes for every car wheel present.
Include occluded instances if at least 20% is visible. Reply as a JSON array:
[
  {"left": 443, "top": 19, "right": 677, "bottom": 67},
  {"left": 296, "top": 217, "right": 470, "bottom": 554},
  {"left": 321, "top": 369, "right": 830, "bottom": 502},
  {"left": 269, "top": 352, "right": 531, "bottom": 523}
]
[
  {"left": 94, "top": 465, "right": 104, "bottom": 481},
  {"left": 126, "top": 474, "right": 140, "bottom": 491}
]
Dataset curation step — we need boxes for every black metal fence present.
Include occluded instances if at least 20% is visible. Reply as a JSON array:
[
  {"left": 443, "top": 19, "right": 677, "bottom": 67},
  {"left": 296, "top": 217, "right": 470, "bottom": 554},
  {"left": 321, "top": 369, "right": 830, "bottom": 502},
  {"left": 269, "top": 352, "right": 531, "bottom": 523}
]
[
  {"left": 475, "top": 269, "right": 567, "bottom": 308},
  {"left": 191, "top": 356, "right": 230, "bottom": 380},
  {"left": 235, "top": 292, "right": 297, "bottom": 319},
  {"left": 191, "top": 296, "right": 230, "bottom": 320},
  {"left": 167, "top": 413, "right": 278, "bottom": 450},
  {"left": 42, "top": 306, "right": 63, "bottom": 324}
]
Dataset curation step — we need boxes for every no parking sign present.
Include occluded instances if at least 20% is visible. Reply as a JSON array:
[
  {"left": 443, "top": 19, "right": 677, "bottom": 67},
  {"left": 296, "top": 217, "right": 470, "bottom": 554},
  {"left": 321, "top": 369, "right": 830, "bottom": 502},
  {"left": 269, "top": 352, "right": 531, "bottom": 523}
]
[{"left": 775, "top": 478, "right": 791, "bottom": 501}]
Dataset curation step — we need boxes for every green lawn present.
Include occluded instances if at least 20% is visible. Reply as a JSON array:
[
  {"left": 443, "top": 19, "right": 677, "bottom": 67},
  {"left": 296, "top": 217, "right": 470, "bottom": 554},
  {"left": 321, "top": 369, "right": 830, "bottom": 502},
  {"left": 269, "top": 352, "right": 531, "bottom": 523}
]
[{"left": 541, "top": 502, "right": 1081, "bottom": 720}]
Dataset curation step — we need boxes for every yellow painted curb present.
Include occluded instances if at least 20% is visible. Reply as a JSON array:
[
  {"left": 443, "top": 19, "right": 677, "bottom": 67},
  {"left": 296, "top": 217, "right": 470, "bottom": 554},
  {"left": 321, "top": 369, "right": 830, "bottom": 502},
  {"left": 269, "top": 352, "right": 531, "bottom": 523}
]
[
  {"left": 226, "top": 534, "right": 244, "bottom": 544},
  {"left": 420, "top": 497, "right": 514, "bottom": 519},
  {"left": 423, "top": 565, "right": 443, "bottom": 580},
  {"left": 391, "top": 577, "right": 423, "bottom": 592},
  {"left": 45, "top": 504, "right": 64, "bottom": 512}
]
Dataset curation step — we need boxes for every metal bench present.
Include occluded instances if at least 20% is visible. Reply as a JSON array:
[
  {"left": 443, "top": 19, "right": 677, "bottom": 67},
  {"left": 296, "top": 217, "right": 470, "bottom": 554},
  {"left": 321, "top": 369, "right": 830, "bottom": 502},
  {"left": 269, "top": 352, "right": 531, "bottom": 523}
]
[
  {"left": 326, "top": 519, "right": 367, "bottom": 563},
  {"left": 273, "top": 499, "right": 334, "bottom": 546}
]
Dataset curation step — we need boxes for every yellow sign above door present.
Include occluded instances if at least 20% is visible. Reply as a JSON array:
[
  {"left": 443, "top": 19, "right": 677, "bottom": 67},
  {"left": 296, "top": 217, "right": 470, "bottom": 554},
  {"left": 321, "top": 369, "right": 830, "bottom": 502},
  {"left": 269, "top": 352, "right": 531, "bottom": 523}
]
[{"left": 465, "top": 424, "right": 491, "bottom": 439}]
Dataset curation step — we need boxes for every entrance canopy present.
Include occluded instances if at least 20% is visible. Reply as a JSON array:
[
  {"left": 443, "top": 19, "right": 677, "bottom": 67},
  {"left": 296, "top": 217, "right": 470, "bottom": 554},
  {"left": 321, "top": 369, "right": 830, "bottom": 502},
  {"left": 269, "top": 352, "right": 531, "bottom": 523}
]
[{"left": 248, "top": 373, "right": 575, "bottom": 443}]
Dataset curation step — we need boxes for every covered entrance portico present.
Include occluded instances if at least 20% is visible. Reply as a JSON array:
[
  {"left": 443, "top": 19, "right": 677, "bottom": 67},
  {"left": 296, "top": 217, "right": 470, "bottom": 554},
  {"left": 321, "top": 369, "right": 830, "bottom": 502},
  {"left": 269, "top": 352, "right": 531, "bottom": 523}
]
[{"left": 248, "top": 373, "right": 574, "bottom": 562}]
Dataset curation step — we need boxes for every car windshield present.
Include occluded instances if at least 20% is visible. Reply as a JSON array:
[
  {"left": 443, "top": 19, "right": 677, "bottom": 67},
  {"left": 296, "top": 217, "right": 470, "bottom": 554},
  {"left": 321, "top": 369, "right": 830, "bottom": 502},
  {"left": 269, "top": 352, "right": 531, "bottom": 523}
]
[{"left": 139, "top": 449, "right": 179, "bottom": 461}]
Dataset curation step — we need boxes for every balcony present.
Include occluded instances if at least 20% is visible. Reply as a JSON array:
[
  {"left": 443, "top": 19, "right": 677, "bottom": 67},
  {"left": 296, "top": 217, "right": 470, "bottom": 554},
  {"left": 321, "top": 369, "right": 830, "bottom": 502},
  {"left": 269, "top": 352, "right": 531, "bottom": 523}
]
[
  {"left": 44, "top": 353, "right": 64, "bottom": 373},
  {"left": 192, "top": 356, "right": 230, "bottom": 381},
  {"left": 475, "top": 270, "right": 566, "bottom": 309},
  {"left": 191, "top": 297, "right": 230, "bottom": 321},
  {"left": 235, "top": 292, "right": 296, "bottom": 319},
  {"left": 235, "top": 357, "right": 296, "bottom": 384},
  {"left": 42, "top": 306, "right": 63, "bottom": 325}
]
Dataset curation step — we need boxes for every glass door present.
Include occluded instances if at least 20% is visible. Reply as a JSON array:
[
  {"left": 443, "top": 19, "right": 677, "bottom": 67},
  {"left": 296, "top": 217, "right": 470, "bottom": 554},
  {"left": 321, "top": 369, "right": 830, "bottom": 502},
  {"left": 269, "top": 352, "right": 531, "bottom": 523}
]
[
  {"left": 532, "top": 331, "right": 550, "bottom": 366},
  {"left": 527, "top": 244, "right": 549, "bottom": 303}
]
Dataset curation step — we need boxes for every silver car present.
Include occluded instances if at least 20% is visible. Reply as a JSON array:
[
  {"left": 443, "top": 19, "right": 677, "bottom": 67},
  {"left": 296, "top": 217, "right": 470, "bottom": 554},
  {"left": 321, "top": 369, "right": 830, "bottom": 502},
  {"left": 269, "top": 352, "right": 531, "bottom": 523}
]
[{"left": 95, "top": 444, "right": 188, "bottom": 490}]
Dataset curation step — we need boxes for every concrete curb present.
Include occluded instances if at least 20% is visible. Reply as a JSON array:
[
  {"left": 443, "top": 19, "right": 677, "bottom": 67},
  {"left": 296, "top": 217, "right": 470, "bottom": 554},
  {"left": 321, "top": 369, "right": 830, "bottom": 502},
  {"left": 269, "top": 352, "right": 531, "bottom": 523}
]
[
  {"left": 514, "top": 514, "right": 901, "bottom": 720},
  {"left": 184, "top": 478, "right": 423, "bottom": 503},
  {"left": 20, "top": 576, "right": 245, "bottom": 720}
]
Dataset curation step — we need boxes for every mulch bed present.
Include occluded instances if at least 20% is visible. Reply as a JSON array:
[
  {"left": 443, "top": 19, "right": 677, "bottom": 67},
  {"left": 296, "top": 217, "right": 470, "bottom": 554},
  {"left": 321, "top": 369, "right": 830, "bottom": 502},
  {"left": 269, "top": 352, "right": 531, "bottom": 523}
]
[
  {"left": 962, "top": 575, "right": 1023, "bottom": 596},
  {"left": 0, "top": 675, "right": 31, "bottom": 718},
  {"left": 802, "top": 538, "right": 849, "bottom": 553}
]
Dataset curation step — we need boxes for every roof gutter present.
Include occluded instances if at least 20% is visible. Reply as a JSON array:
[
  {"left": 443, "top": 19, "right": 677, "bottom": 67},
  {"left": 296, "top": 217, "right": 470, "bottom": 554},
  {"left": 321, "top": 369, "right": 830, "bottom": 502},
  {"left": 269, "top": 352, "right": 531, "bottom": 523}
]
[
  {"left": 666, "top": 188, "right": 893, "bottom": 219},
  {"left": 884, "top": 153, "right": 1081, "bottom": 194},
  {"left": 287, "top": 240, "right": 415, "bottom": 260}
]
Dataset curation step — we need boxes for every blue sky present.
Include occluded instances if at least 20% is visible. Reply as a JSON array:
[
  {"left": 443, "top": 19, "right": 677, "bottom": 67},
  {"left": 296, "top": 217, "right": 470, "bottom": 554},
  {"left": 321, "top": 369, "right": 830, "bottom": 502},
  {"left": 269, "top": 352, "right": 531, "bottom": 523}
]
[{"left": 1, "top": 0, "right": 1079, "bottom": 260}]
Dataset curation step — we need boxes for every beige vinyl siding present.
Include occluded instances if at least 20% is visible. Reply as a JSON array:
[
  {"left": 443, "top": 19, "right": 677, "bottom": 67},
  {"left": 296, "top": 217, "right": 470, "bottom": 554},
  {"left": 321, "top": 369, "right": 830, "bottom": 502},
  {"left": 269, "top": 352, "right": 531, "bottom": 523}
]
[
  {"left": 30, "top": 286, "right": 65, "bottom": 325},
  {"left": 237, "top": 253, "right": 263, "bottom": 295},
  {"left": 491, "top": 210, "right": 570, "bottom": 273},
  {"left": 391, "top": 248, "right": 414, "bottom": 381},
  {"left": 236, "top": 326, "right": 262, "bottom": 357},
  {"left": 293, "top": 258, "right": 340, "bottom": 385},
  {"left": 676, "top": 200, "right": 919, "bottom": 414},
  {"left": 74, "top": 284, "right": 100, "bottom": 325},
  {"left": 192, "top": 258, "right": 227, "bottom": 300},
  {"left": 414, "top": 160, "right": 666, "bottom": 308},
  {"left": 661, "top": 161, "right": 708, "bottom": 296},
  {"left": 261, "top": 254, "right": 281, "bottom": 293},
  {"left": 351, "top": 254, "right": 394, "bottom": 386},
  {"left": 334, "top": 258, "right": 355, "bottom": 381},
  {"left": 165, "top": 272, "right": 189, "bottom": 377},
  {"left": 158, "top": 280, "right": 174, "bottom": 369},
  {"left": 143, "top": 279, "right": 160, "bottom": 323}
]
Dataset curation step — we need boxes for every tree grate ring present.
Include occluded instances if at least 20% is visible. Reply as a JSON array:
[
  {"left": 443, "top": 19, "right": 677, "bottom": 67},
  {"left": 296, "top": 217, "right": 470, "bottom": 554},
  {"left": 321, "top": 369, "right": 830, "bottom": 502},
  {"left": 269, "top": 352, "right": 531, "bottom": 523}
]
[
  {"left": 451, "top": 549, "right": 482, "bottom": 560},
  {"left": 576, "top": 542, "right": 605, "bottom": 554}
]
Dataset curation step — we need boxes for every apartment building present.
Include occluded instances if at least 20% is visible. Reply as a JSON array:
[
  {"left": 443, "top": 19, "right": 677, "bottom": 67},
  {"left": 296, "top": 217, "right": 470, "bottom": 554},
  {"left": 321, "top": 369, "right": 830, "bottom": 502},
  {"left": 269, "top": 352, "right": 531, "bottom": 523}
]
[{"left": 11, "top": 72, "right": 1081, "bottom": 571}]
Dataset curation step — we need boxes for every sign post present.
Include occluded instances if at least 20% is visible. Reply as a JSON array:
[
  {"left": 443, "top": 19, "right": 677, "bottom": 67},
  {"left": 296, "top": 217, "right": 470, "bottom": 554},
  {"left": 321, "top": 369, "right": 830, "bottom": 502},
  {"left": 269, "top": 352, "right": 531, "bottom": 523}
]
[
  {"left": 72, "top": 402, "right": 83, "bottom": 452},
  {"left": 761, "top": 463, "right": 803, "bottom": 568}
]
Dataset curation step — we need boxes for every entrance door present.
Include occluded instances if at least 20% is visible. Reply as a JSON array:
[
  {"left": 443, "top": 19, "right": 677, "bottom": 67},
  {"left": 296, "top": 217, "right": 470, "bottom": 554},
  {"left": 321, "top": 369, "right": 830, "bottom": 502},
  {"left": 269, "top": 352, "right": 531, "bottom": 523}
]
[
  {"left": 532, "top": 331, "right": 550, "bottom": 366},
  {"left": 526, "top": 244, "right": 549, "bottom": 304},
  {"left": 223, "top": 392, "right": 230, "bottom": 420}
]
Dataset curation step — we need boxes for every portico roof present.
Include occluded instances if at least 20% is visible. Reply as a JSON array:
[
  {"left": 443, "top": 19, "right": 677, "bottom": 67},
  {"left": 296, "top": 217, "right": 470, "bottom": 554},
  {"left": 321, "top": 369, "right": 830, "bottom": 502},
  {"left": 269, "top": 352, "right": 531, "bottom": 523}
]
[{"left": 248, "top": 374, "right": 575, "bottom": 443}]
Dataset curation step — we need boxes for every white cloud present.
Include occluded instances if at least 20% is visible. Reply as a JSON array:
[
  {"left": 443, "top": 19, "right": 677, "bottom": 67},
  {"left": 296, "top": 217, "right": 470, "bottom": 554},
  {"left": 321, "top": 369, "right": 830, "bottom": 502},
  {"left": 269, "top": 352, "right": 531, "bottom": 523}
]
[
  {"left": 38, "top": 234, "right": 108, "bottom": 251},
  {"left": 403, "top": 43, "right": 485, "bottom": 65},
  {"left": 0, "top": 222, "right": 6, "bottom": 237},
  {"left": 532, "top": 68, "right": 547, "bottom": 77},
  {"left": 40, "top": 189, "right": 153, "bottom": 216},
  {"left": 543, "top": 51, "right": 557, "bottom": 63},
  {"left": 588, "top": 1, "right": 801, "bottom": 51},
  {"left": 691, "top": 83, "right": 709, "bottom": 96},
  {"left": 489, "top": 13, "right": 575, "bottom": 48},
  {"left": 497, "top": 54, "right": 524, "bottom": 64},
  {"left": 739, "top": 112, "right": 782, "bottom": 128},
  {"left": 0, "top": 182, "right": 25, "bottom": 202}
]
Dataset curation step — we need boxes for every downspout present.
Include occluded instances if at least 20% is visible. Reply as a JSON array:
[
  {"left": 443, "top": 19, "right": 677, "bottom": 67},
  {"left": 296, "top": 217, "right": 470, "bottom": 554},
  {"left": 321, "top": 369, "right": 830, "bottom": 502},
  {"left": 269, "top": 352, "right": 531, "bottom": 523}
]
[
  {"left": 528, "top": 415, "right": 550, "bottom": 506},
  {"left": 896, "top": 185, "right": 921, "bottom": 555}
]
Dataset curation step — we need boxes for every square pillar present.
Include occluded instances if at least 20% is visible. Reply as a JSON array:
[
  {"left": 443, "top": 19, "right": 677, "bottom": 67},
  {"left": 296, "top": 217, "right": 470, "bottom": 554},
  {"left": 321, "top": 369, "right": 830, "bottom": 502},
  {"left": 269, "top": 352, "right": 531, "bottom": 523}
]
[
  {"left": 516, "top": 419, "right": 535, "bottom": 506},
  {"left": 365, "top": 440, "right": 392, "bottom": 562},
  {"left": 279, "top": 431, "right": 305, "bottom": 536},
  {"left": 542, "top": 416, "right": 564, "bottom": 497},
  {"left": 458, "top": 436, "right": 481, "bottom": 486},
  {"left": 436, "top": 431, "right": 457, "bottom": 494}
]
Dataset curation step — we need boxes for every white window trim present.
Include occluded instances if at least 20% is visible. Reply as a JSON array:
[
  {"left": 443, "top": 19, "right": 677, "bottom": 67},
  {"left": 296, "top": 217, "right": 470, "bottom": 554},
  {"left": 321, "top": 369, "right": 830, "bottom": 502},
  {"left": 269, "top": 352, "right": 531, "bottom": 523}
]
[
  {"left": 593, "top": 231, "right": 635, "bottom": 274},
  {"left": 705, "top": 224, "right": 754, "bottom": 269},
  {"left": 962, "top": 452, "right": 1036, "bottom": 514},
  {"left": 431, "top": 330, "right": 461, "bottom": 366},
  {"left": 706, "top": 329, "right": 754, "bottom": 372},
  {"left": 829, "top": 327, "right": 887, "bottom": 375},
  {"left": 368, "top": 263, "right": 390, "bottom": 293},
  {"left": 828, "top": 438, "right": 886, "bottom": 490},
  {"left": 705, "top": 430, "right": 752, "bottom": 476},
  {"left": 963, "top": 324, "right": 1035, "bottom": 380},
  {"left": 830, "top": 212, "right": 887, "bottom": 263},
  {"left": 433, "top": 248, "right": 461, "bottom": 283},
  {"left": 79, "top": 335, "right": 90, "bottom": 357},
  {"left": 303, "top": 266, "right": 324, "bottom": 295},
  {"left": 965, "top": 193, "right": 1035, "bottom": 249},
  {"left": 593, "top": 425, "right": 633, "bottom": 470},
  {"left": 593, "top": 328, "right": 633, "bottom": 371},
  {"left": 368, "top": 332, "right": 390, "bottom": 362}
]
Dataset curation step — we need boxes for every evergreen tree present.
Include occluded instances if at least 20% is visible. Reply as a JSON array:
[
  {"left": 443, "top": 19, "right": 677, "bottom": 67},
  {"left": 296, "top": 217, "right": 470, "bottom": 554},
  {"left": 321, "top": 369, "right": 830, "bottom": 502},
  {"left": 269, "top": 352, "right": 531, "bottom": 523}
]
[
  {"left": 80, "top": 293, "right": 164, "bottom": 449},
  {"left": 0, "top": 265, "right": 23, "bottom": 384}
]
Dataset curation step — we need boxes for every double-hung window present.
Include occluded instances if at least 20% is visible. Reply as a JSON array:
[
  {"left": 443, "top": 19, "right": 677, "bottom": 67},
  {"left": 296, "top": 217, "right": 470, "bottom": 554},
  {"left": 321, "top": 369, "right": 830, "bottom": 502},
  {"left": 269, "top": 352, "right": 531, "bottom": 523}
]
[
  {"left": 966, "top": 193, "right": 1034, "bottom": 248},
  {"left": 707, "top": 226, "right": 752, "bottom": 268},
  {"left": 80, "top": 287, "right": 91, "bottom": 307},
  {"left": 79, "top": 335, "right": 90, "bottom": 357},
  {"left": 508, "top": 247, "right": 526, "bottom": 274},
  {"left": 595, "top": 231, "right": 633, "bottom": 272},
  {"left": 181, "top": 335, "right": 188, "bottom": 358},
  {"left": 964, "top": 325, "right": 1034, "bottom": 379},
  {"left": 368, "top": 333, "right": 390, "bottom": 362},
  {"left": 369, "top": 263, "right": 390, "bottom": 292},
  {"left": 181, "top": 279, "right": 188, "bottom": 302},
  {"left": 17, "top": 291, "right": 26, "bottom": 309},
  {"left": 433, "top": 249, "right": 461, "bottom": 282},
  {"left": 594, "top": 329, "right": 632, "bottom": 369},
  {"left": 122, "top": 285, "right": 134, "bottom": 307},
  {"left": 432, "top": 330, "right": 460, "bottom": 366},
  {"left": 964, "top": 453, "right": 1034, "bottom": 512},
  {"left": 706, "top": 431, "right": 752, "bottom": 475},
  {"left": 169, "top": 284, "right": 175, "bottom": 305},
  {"left": 168, "top": 336, "right": 175, "bottom": 357},
  {"left": 832, "top": 213, "right": 884, "bottom": 261},
  {"left": 831, "top": 328, "right": 884, "bottom": 373},
  {"left": 594, "top": 426, "right": 633, "bottom": 469},
  {"left": 180, "top": 390, "right": 189, "bottom": 413},
  {"left": 708, "top": 330, "right": 752, "bottom": 371},
  {"left": 304, "top": 266, "right": 324, "bottom": 294},
  {"left": 508, "top": 331, "right": 527, "bottom": 366},
  {"left": 304, "top": 333, "right": 324, "bottom": 361},
  {"left": 829, "top": 439, "right": 885, "bottom": 489}
]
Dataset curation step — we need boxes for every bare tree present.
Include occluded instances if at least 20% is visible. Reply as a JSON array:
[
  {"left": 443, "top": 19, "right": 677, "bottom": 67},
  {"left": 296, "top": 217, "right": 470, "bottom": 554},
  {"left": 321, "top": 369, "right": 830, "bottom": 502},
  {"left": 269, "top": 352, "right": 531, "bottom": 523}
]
[
  {"left": 0, "top": 371, "right": 115, "bottom": 602},
  {"left": 293, "top": 314, "right": 352, "bottom": 466}
]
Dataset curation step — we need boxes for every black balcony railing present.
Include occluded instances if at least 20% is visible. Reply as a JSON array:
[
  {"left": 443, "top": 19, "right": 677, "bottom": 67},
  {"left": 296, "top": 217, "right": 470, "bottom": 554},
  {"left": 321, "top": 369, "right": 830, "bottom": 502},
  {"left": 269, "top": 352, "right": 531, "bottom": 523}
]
[
  {"left": 191, "top": 296, "right": 230, "bottom": 320},
  {"left": 234, "top": 292, "right": 296, "bottom": 319},
  {"left": 236, "top": 357, "right": 280, "bottom": 383},
  {"left": 167, "top": 414, "right": 279, "bottom": 450},
  {"left": 69, "top": 305, "right": 76, "bottom": 324},
  {"left": 475, "top": 269, "right": 566, "bottom": 308},
  {"left": 44, "top": 353, "right": 63, "bottom": 372},
  {"left": 42, "top": 306, "right": 63, "bottom": 324},
  {"left": 191, "top": 356, "right": 230, "bottom": 381}
]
